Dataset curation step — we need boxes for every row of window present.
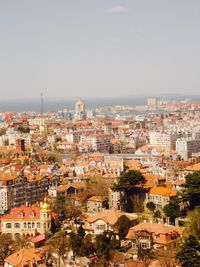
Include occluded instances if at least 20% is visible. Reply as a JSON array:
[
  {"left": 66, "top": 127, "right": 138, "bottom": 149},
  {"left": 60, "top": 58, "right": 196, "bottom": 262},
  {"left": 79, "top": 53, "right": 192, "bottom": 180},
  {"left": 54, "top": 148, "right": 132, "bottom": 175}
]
[
  {"left": 150, "top": 195, "right": 169, "bottom": 201},
  {"left": 6, "top": 222, "right": 45, "bottom": 229}
]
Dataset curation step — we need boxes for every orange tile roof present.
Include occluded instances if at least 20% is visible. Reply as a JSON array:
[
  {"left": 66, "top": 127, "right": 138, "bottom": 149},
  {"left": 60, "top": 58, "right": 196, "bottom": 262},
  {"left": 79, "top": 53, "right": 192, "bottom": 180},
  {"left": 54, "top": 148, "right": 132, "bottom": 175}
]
[
  {"left": 87, "top": 195, "right": 106, "bottom": 202},
  {"left": 86, "top": 209, "right": 134, "bottom": 225},
  {"left": 57, "top": 182, "right": 84, "bottom": 192},
  {"left": 125, "top": 160, "right": 141, "bottom": 171},
  {"left": 2, "top": 205, "right": 41, "bottom": 221},
  {"left": 0, "top": 158, "right": 11, "bottom": 164},
  {"left": 149, "top": 186, "right": 177, "bottom": 197},
  {"left": 185, "top": 162, "right": 200, "bottom": 172},
  {"left": 5, "top": 248, "right": 45, "bottom": 267},
  {"left": 126, "top": 222, "right": 181, "bottom": 243},
  {"left": 143, "top": 174, "right": 163, "bottom": 189}
]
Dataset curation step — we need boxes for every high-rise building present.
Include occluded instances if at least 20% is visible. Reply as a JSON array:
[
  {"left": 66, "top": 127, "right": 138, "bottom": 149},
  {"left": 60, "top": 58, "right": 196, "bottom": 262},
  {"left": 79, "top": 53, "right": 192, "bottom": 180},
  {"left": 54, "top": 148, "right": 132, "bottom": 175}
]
[
  {"left": 147, "top": 98, "right": 158, "bottom": 107},
  {"left": 74, "top": 99, "right": 87, "bottom": 120},
  {"left": 176, "top": 138, "right": 200, "bottom": 161}
]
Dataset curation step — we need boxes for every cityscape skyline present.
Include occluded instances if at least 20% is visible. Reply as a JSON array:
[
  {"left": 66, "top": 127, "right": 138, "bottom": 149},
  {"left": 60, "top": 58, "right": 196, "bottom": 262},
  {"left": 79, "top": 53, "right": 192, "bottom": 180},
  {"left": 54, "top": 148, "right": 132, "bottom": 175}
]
[
  {"left": 1, "top": 0, "right": 200, "bottom": 99},
  {"left": 1, "top": 2, "right": 200, "bottom": 266}
]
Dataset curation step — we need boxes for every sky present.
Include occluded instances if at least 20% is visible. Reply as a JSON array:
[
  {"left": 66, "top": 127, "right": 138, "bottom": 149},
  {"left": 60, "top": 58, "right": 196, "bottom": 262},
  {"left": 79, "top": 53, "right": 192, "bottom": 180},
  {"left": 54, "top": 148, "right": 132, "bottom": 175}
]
[{"left": 0, "top": 0, "right": 200, "bottom": 100}]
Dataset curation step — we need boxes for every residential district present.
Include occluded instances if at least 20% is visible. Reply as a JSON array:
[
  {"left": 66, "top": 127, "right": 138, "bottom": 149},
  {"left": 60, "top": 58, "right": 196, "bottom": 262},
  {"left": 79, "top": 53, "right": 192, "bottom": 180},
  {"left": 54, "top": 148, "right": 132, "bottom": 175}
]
[{"left": 1, "top": 98, "right": 200, "bottom": 267}]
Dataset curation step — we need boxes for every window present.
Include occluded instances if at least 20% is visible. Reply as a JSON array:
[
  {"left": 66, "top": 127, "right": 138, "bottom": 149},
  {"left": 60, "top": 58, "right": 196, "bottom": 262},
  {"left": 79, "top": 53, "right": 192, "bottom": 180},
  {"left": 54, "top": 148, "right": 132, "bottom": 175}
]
[
  {"left": 37, "top": 222, "right": 41, "bottom": 228},
  {"left": 18, "top": 212, "right": 24, "bottom": 218},
  {"left": 24, "top": 222, "right": 27, "bottom": 228},
  {"left": 14, "top": 223, "right": 20, "bottom": 229},
  {"left": 140, "top": 242, "right": 150, "bottom": 249},
  {"left": 6, "top": 223, "right": 12, "bottom": 229},
  {"left": 29, "top": 212, "right": 35, "bottom": 218},
  {"left": 96, "top": 225, "right": 105, "bottom": 230}
]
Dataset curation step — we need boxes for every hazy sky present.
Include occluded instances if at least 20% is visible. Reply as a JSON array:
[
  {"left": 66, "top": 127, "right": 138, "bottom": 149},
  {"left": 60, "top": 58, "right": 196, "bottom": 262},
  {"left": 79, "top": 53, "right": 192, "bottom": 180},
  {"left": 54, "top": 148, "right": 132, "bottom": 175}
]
[{"left": 0, "top": 0, "right": 200, "bottom": 100}]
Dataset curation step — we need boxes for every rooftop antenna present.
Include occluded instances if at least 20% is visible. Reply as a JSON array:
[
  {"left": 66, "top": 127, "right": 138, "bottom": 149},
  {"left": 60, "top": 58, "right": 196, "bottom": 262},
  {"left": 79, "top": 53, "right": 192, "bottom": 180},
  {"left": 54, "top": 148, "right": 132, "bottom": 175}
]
[{"left": 40, "top": 92, "right": 44, "bottom": 115}]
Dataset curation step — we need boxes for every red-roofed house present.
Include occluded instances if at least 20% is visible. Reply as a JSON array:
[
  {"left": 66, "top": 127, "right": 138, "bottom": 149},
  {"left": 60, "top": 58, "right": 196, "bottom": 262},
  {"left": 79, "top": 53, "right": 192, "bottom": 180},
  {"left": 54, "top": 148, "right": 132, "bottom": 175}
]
[
  {"left": 126, "top": 222, "right": 181, "bottom": 251},
  {"left": 1, "top": 200, "right": 51, "bottom": 238}
]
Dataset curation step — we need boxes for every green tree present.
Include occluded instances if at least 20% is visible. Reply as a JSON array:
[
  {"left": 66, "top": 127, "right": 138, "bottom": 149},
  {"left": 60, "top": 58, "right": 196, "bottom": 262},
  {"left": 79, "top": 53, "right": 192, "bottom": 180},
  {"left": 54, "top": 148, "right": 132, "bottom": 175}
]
[
  {"left": 146, "top": 202, "right": 155, "bottom": 213},
  {"left": 187, "top": 207, "right": 200, "bottom": 239},
  {"left": 112, "top": 170, "right": 146, "bottom": 212},
  {"left": 176, "top": 235, "right": 200, "bottom": 267},
  {"left": 69, "top": 232, "right": 82, "bottom": 257},
  {"left": 78, "top": 224, "right": 85, "bottom": 238},
  {"left": 85, "top": 173, "right": 110, "bottom": 198},
  {"left": 0, "top": 234, "right": 15, "bottom": 265},
  {"left": 50, "top": 217, "right": 58, "bottom": 235},
  {"left": 95, "top": 232, "right": 120, "bottom": 266},
  {"left": 78, "top": 224, "right": 85, "bottom": 239},
  {"left": 114, "top": 215, "right": 130, "bottom": 240},
  {"left": 52, "top": 195, "right": 66, "bottom": 213},
  {"left": 14, "top": 235, "right": 29, "bottom": 250},
  {"left": 163, "top": 198, "right": 182, "bottom": 224},
  {"left": 95, "top": 234, "right": 111, "bottom": 265},
  {"left": 45, "top": 230, "right": 70, "bottom": 267},
  {"left": 183, "top": 171, "right": 200, "bottom": 208},
  {"left": 138, "top": 247, "right": 154, "bottom": 267},
  {"left": 52, "top": 195, "right": 82, "bottom": 222},
  {"left": 80, "top": 234, "right": 95, "bottom": 257},
  {"left": 65, "top": 197, "right": 82, "bottom": 220}
]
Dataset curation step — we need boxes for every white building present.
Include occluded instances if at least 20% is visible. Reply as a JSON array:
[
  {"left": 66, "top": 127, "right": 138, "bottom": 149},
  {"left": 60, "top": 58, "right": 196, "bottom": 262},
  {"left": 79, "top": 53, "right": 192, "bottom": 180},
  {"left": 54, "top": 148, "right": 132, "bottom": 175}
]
[
  {"left": 149, "top": 131, "right": 178, "bottom": 150},
  {"left": 176, "top": 138, "right": 200, "bottom": 161},
  {"left": 74, "top": 99, "right": 87, "bottom": 120},
  {"left": 0, "top": 187, "right": 12, "bottom": 213},
  {"left": 147, "top": 98, "right": 158, "bottom": 107},
  {"left": 80, "top": 134, "right": 114, "bottom": 152}
]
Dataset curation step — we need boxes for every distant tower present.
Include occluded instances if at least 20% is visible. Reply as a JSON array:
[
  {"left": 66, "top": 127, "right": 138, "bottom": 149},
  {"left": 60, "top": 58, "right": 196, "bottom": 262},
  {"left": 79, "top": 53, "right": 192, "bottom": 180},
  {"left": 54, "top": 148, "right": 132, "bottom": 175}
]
[
  {"left": 41, "top": 92, "right": 44, "bottom": 115},
  {"left": 74, "top": 99, "right": 86, "bottom": 120},
  {"left": 75, "top": 99, "right": 85, "bottom": 113}
]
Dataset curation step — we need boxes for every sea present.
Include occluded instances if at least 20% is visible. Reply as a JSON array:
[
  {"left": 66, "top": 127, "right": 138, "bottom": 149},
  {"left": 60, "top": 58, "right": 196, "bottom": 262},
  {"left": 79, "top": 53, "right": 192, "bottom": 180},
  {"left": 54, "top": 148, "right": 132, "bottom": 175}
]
[
  {"left": 0, "top": 97, "right": 147, "bottom": 112},
  {"left": 0, "top": 95, "right": 199, "bottom": 113}
]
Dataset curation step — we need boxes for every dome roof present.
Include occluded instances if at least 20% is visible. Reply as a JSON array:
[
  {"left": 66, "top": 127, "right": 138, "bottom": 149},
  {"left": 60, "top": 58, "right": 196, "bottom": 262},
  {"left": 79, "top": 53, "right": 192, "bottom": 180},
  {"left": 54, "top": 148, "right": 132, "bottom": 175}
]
[{"left": 41, "top": 197, "right": 50, "bottom": 213}]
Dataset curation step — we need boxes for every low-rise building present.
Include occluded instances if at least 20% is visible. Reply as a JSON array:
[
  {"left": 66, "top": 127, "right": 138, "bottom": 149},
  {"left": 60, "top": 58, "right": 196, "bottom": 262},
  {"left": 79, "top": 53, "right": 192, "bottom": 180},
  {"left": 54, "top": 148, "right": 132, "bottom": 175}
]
[
  {"left": 84, "top": 209, "right": 137, "bottom": 235},
  {"left": 126, "top": 222, "right": 181, "bottom": 251},
  {"left": 4, "top": 248, "right": 46, "bottom": 267},
  {"left": 49, "top": 182, "right": 84, "bottom": 198},
  {"left": 87, "top": 195, "right": 107, "bottom": 213},
  {"left": 1, "top": 200, "right": 51, "bottom": 238},
  {"left": 145, "top": 186, "right": 177, "bottom": 210}
]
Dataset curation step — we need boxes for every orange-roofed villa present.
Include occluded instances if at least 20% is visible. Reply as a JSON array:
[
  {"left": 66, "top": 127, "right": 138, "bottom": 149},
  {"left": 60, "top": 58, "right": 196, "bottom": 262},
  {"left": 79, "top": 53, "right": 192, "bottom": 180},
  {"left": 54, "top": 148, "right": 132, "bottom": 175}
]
[
  {"left": 84, "top": 209, "right": 137, "bottom": 235},
  {"left": 145, "top": 186, "right": 177, "bottom": 210},
  {"left": 4, "top": 248, "right": 46, "bottom": 267},
  {"left": 126, "top": 222, "right": 182, "bottom": 252},
  {"left": 1, "top": 199, "right": 51, "bottom": 238}
]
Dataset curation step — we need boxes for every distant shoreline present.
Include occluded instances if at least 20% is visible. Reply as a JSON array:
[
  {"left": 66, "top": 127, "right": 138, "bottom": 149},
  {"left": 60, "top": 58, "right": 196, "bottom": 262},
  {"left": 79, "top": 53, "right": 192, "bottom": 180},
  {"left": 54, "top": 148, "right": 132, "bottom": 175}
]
[{"left": 0, "top": 95, "right": 199, "bottom": 112}]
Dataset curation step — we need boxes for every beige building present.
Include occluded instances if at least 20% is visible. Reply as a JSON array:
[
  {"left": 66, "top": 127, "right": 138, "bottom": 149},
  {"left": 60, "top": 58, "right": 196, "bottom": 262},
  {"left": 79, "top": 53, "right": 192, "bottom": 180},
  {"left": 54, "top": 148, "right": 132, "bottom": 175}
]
[
  {"left": 149, "top": 131, "right": 178, "bottom": 150},
  {"left": 176, "top": 138, "right": 200, "bottom": 161},
  {"left": 1, "top": 199, "right": 51, "bottom": 238},
  {"left": 84, "top": 209, "right": 137, "bottom": 235},
  {"left": 87, "top": 195, "right": 107, "bottom": 214},
  {"left": 126, "top": 222, "right": 181, "bottom": 251},
  {"left": 145, "top": 186, "right": 177, "bottom": 210}
]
